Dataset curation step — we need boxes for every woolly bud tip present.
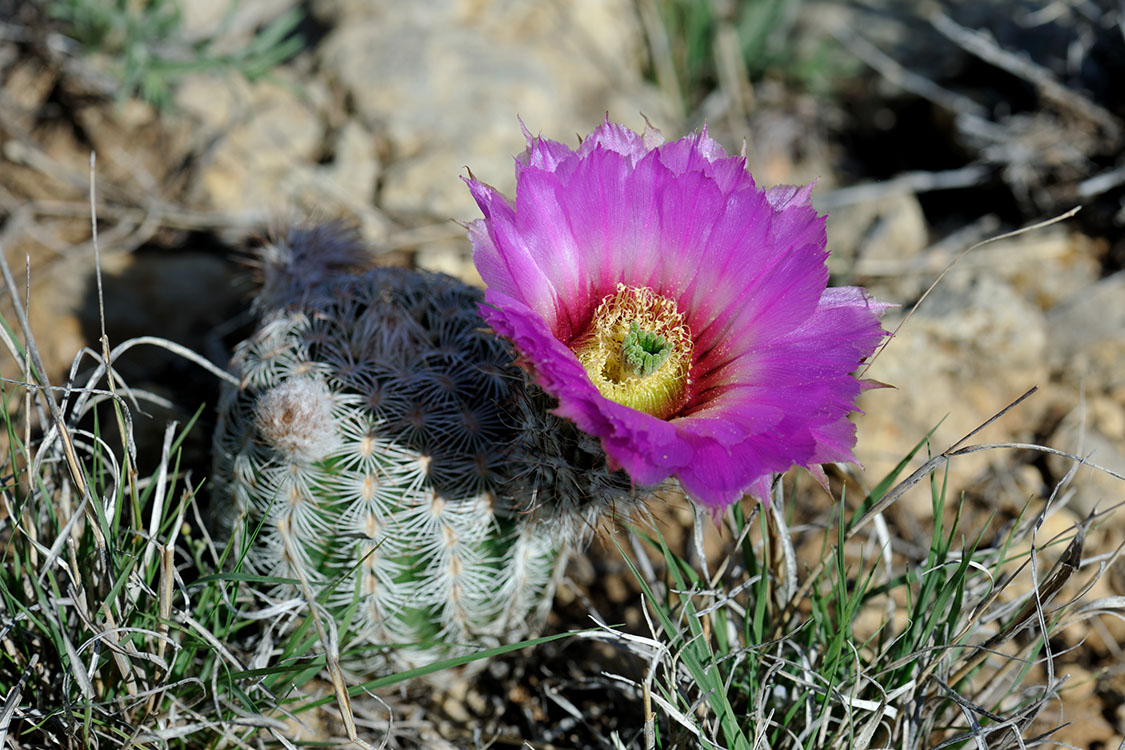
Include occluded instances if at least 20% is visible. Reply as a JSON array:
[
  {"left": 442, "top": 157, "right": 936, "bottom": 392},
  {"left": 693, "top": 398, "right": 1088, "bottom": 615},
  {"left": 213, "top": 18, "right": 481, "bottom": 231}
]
[
  {"left": 255, "top": 221, "right": 370, "bottom": 311},
  {"left": 254, "top": 377, "right": 340, "bottom": 463}
]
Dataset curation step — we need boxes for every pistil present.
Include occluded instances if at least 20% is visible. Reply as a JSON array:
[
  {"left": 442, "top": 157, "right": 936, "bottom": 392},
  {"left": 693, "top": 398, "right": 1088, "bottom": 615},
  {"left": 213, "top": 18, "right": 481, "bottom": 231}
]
[{"left": 571, "top": 284, "right": 692, "bottom": 419}]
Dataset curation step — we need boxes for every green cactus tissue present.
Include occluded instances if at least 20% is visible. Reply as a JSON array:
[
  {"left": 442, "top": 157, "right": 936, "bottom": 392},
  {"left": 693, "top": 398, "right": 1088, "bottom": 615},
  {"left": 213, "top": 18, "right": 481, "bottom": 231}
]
[{"left": 212, "top": 223, "right": 637, "bottom": 671}]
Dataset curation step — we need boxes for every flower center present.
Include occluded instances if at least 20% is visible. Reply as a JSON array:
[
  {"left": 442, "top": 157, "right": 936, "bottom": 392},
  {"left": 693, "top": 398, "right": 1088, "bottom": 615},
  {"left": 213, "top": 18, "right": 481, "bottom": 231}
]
[{"left": 571, "top": 284, "right": 692, "bottom": 419}]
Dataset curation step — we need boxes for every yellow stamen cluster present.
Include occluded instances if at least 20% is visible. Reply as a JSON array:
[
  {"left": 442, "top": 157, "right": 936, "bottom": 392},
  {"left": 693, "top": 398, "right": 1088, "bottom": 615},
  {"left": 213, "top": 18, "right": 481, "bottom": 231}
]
[{"left": 571, "top": 284, "right": 692, "bottom": 419}]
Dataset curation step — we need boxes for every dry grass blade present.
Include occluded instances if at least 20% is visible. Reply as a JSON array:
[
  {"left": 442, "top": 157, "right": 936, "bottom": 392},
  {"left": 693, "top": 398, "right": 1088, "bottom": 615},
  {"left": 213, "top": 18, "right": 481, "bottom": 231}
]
[
  {"left": 779, "top": 387, "right": 1039, "bottom": 627},
  {"left": 945, "top": 527, "right": 1084, "bottom": 689},
  {"left": 636, "top": 0, "right": 685, "bottom": 120},
  {"left": 766, "top": 496, "right": 798, "bottom": 604},
  {"left": 277, "top": 518, "right": 373, "bottom": 750},
  {"left": 0, "top": 653, "right": 37, "bottom": 745},
  {"left": 0, "top": 251, "right": 313, "bottom": 747},
  {"left": 620, "top": 376, "right": 1125, "bottom": 749},
  {"left": 818, "top": 164, "right": 991, "bottom": 210},
  {"left": 948, "top": 442, "right": 1125, "bottom": 483}
]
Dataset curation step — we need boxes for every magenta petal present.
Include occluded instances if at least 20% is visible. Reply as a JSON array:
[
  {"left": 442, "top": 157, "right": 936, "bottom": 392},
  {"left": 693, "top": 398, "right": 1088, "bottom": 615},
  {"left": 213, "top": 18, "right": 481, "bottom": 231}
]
[
  {"left": 577, "top": 115, "right": 654, "bottom": 165},
  {"left": 466, "top": 178, "right": 565, "bottom": 334},
  {"left": 467, "top": 119, "right": 890, "bottom": 513},
  {"left": 657, "top": 127, "right": 729, "bottom": 175},
  {"left": 502, "top": 148, "right": 665, "bottom": 341},
  {"left": 675, "top": 426, "right": 808, "bottom": 511},
  {"left": 765, "top": 182, "right": 816, "bottom": 211},
  {"left": 516, "top": 126, "right": 578, "bottom": 177},
  {"left": 808, "top": 416, "right": 860, "bottom": 466}
]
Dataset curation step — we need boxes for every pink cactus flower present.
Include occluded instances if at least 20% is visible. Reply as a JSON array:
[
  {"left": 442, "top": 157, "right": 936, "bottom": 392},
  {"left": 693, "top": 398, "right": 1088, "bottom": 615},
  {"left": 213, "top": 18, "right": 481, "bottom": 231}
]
[{"left": 465, "top": 118, "right": 889, "bottom": 513}]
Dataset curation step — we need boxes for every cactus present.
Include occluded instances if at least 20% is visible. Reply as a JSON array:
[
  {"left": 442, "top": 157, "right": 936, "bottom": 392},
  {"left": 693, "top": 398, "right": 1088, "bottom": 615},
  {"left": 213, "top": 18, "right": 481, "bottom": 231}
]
[{"left": 212, "top": 224, "right": 638, "bottom": 671}]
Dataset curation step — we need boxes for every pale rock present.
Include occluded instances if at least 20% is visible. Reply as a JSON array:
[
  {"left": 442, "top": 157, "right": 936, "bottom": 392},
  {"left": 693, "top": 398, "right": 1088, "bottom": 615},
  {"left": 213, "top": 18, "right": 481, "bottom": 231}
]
[
  {"left": 180, "top": 0, "right": 241, "bottom": 40},
  {"left": 304, "top": 119, "right": 390, "bottom": 242},
  {"left": 915, "top": 231, "right": 1103, "bottom": 325},
  {"left": 1048, "top": 669, "right": 1122, "bottom": 749},
  {"left": 321, "top": 120, "right": 379, "bottom": 202},
  {"left": 477, "top": 0, "right": 650, "bottom": 84},
  {"left": 439, "top": 679, "right": 472, "bottom": 723},
  {"left": 851, "top": 602, "right": 910, "bottom": 649},
  {"left": 310, "top": 0, "right": 462, "bottom": 25},
  {"left": 311, "top": 0, "right": 645, "bottom": 70},
  {"left": 174, "top": 71, "right": 248, "bottom": 128},
  {"left": 994, "top": 231, "right": 1102, "bottom": 312},
  {"left": 176, "top": 72, "right": 328, "bottom": 222},
  {"left": 855, "top": 272, "right": 1049, "bottom": 513},
  {"left": 832, "top": 217, "right": 1099, "bottom": 317},
  {"left": 415, "top": 241, "right": 481, "bottom": 287},
  {"left": 5, "top": 60, "right": 58, "bottom": 114},
  {"left": 1047, "top": 271, "right": 1125, "bottom": 390},
  {"left": 826, "top": 192, "right": 928, "bottom": 299},
  {"left": 914, "top": 229, "right": 1101, "bottom": 314},
  {"left": 317, "top": 0, "right": 668, "bottom": 218},
  {"left": 1001, "top": 463, "right": 1048, "bottom": 513}
]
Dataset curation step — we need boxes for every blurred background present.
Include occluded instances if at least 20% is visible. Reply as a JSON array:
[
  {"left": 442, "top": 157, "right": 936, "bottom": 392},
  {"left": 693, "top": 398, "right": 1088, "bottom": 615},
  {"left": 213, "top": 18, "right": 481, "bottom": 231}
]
[{"left": 0, "top": 0, "right": 1122, "bottom": 745}]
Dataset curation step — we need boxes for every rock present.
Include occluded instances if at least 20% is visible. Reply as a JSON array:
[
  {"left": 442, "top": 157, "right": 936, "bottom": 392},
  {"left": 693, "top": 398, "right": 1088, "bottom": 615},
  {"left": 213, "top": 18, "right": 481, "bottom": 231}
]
[
  {"left": 174, "top": 72, "right": 335, "bottom": 224},
  {"left": 309, "top": 0, "right": 459, "bottom": 26},
  {"left": 300, "top": 118, "right": 390, "bottom": 242},
  {"left": 832, "top": 218, "right": 1099, "bottom": 315},
  {"left": 826, "top": 192, "right": 929, "bottom": 298},
  {"left": 855, "top": 272, "right": 1049, "bottom": 510},
  {"left": 317, "top": 0, "right": 670, "bottom": 219},
  {"left": 937, "top": 229, "right": 1102, "bottom": 315},
  {"left": 996, "top": 231, "right": 1102, "bottom": 312},
  {"left": 1048, "top": 670, "right": 1120, "bottom": 749},
  {"left": 1047, "top": 271, "right": 1125, "bottom": 390},
  {"left": 415, "top": 240, "right": 480, "bottom": 286},
  {"left": 0, "top": 254, "right": 88, "bottom": 389},
  {"left": 319, "top": 119, "right": 379, "bottom": 204},
  {"left": 173, "top": 71, "right": 248, "bottom": 128},
  {"left": 847, "top": 228, "right": 1107, "bottom": 516},
  {"left": 312, "top": 0, "right": 647, "bottom": 72}
]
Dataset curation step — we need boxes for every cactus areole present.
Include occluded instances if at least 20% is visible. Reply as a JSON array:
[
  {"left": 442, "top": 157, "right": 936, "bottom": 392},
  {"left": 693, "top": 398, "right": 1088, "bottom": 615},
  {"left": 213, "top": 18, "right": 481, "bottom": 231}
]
[{"left": 213, "top": 224, "right": 637, "bottom": 672}]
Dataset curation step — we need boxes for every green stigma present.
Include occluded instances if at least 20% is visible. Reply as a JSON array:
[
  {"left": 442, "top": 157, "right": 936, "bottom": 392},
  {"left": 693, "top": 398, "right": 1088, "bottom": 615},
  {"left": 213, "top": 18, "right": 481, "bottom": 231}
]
[
  {"left": 571, "top": 284, "right": 693, "bottom": 420},
  {"left": 623, "top": 322, "right": 671, "bottom": 377}
]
